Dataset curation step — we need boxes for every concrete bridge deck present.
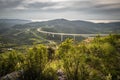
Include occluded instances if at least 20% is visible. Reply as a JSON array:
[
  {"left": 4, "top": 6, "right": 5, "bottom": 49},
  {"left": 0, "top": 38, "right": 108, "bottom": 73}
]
[{"left": 37, "top": 28, "right": 109, "bottom": 41}]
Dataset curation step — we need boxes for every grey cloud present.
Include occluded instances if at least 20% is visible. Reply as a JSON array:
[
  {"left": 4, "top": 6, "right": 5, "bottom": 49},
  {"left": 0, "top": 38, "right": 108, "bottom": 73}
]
[
  {"left": 0, "top": 0, "right": 119, "bottom": 13},
  {"left": 0, "top": 0, "right": 24, "bottom": 10},
  {"left": 32, "top": 1, "right": 94, "bottom": 12},
  {"left": 94, "top": 3, "right": 120, "bottom": 10},
  {"left": 61, "top": 0, "right": 120, "bottom": 17},
  {"left": 24, "top": 2, "right": 57, "bottom": 9},
  {"left": 64, "top": 1, "right": 120, "bottom": 13},
  {"left": 0, "top": 0, "right": 120, "bottom": 20},
  {"left": 87, "top": 2, "right": 120, "bottom": 15}
]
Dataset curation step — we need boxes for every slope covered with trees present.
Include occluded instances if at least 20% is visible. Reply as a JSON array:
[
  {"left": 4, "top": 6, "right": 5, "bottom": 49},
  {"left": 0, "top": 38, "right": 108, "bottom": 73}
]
[
  {"left": 0, "top": 34, "right": 120, "bottom": 80},
  {"left": 14, "top": 19, "right": 120, "bottom": 34},
  {"left": 0, "top": 19, "right": 120, "bottom": 54}
]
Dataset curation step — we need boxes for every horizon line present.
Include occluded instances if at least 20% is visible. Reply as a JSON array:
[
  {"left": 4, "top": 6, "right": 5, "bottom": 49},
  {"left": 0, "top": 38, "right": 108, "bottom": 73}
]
[{"left": 0, "top": 18, "right": 120, "bottom": 23}]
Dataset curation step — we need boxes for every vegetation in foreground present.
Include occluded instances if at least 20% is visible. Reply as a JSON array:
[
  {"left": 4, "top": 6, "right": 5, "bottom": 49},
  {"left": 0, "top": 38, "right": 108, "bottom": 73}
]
[{"left": 0, "top": 34, "right": 120, "bottom": 80}]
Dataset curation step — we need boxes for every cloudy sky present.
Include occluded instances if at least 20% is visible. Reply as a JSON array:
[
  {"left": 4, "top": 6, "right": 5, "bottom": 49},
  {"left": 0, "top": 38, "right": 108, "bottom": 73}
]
[{"left": 0, "top": 0, "right": 120, "bottom": 22}]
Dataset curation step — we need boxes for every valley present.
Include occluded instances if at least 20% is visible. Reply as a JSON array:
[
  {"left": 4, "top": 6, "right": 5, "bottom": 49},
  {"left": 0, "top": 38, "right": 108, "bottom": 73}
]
[
  {"left": 0, "top": 19, "right": 120, "bottom": 80},
  {"left": 0, "top": 19, "right": 120, "bottom": 53}
]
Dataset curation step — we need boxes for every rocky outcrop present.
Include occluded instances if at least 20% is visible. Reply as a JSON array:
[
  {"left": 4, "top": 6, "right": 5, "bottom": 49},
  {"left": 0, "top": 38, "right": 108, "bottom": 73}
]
[
  {"left": 0, "top": 70, "right": 23, "bottom": 80},
  {"left": 57, "top": 69, "right": 66, "bottom": 80}
]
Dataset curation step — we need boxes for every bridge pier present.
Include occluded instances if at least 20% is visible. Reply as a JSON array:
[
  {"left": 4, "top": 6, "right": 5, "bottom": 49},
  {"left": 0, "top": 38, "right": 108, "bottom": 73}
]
[
  {"left": 52, "top": 34, "right": 54, "bottom": 37},
  {"left": 73, "top": 35, "right": 76, "bottom": 41},
  {"left": 61, "top": 35, "right": 63, "bottom": 41}
]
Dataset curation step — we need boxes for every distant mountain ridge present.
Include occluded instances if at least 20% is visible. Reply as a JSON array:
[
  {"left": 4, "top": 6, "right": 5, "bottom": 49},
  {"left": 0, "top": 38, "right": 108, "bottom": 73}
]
[
  {"left": 0, "top": 18, "right": 120, "bottom": 34},
  {"left": 13, "top": 19, "right": 120, "bottom": 34},
  {"left": 0, "top": 19, "right": 119, "bottom": 46},
  {"left": 0, "top": 19, "right": 31, "bottom": 24},
  {"left": 0, "top": 19, "right": 31, "bottom": 34}
]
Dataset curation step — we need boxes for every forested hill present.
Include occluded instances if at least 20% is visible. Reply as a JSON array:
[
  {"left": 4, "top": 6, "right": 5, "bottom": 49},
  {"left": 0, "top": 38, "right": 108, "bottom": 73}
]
[
  {"left": 0, "top": 19, "right": 120, "bottom": 34},
  {"left": 14, "top": 19, "right": 120, "bottom": 34},
  {"left": 0, "top": 19, "right": 120, "bottom": 50},
  {"left": 0, "top": 19, "right": 31, "bottom": 33},
  {"left": 0, "top": 19, "right": 31, "bottom": 25}
]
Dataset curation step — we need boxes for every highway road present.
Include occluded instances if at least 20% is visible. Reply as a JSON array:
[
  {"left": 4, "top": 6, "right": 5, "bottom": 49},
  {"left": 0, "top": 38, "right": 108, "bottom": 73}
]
[{"left": 37, "top": 28, "right": 109, "bottom": 37}]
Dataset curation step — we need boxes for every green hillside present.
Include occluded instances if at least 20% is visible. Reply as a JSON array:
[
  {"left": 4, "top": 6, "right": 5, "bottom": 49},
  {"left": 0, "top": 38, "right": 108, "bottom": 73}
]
[
  {"left": 14, "top": 19, "right": 120, "bottom": 34},
  {"left": 0, "top": 34, "right": 120, "bottom": 80},
  {"left": 0, "top": 19, "right": 120, "bottom": 53}
]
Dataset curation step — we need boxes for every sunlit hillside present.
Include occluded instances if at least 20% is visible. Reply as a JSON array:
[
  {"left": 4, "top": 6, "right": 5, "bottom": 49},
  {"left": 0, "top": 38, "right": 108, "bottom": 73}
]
[{"left": 0, "top": 34, "right": 120, "bottom": 80}]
